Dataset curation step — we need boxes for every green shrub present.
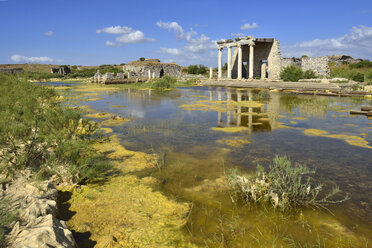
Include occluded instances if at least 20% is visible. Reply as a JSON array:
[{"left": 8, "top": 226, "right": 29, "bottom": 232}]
[
  {"left": 349, "top": 71, "right": 364, "bottom": 82},
  {"left": 349, "top": 60, "right": 372, "bottom": 69},
  {"left": 151, "top": 76, "right": 177, "bottom": 90},
  {"left": 0, "top": 74, "right": 110, "bottom": 182},
  {"left": 228, "top": 155, "right": 349, "bottom": 210},
  {"left": 0, "top": 198, "right": 17, "bottom": 247},
  {"left": 302, "top": 70, "right": 317, "bottom": 79},
  {"left": 186, "top": 64, "right": 208, "bottom": 74},
  {"left": 365, "top": 69, "right": 372, "bottom": 84},
  {"left": 280, "top": 65, "right": 304, "bottom": 82},
  {"left": 139, "top": 57, "right": 145, "bottom": 61}
]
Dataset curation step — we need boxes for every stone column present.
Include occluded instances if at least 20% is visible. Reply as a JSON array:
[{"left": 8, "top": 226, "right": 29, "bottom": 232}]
[
  {"left": 148, "top": 70, "right": 151, "bottom": 80},
  {"left": 227, "top": 46, "right": 232, "bottom": 79},
  {"left": 249, "top": 45, "right": 254, "bottom": 79},
  {"left": 237, "top": 45, "right": 242, "bottom": 79},
  {"left": 218, "top": 47, "right": 223, "bottom": 79},
  {"left": 152, "top": 72, "right": 155, "bottom": 79},
  {"left": 127, "top": 71, "right": 130, "bottom": 79},
  {"left": 209, "top": 67, "right": 213, "bottom": 79},
  {"left": 261, "top": 62, "right": 267, "bottom": 79}
]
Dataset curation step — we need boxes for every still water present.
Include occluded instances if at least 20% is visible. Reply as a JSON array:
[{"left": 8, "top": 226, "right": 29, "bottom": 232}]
[{"left": 62, "top": 84, "right": 372, "bottom": 247}]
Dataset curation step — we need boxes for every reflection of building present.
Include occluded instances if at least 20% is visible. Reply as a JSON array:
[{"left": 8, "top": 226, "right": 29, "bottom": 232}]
[{"left": 209, "top": 88, "right": 277, "bottom": 132}]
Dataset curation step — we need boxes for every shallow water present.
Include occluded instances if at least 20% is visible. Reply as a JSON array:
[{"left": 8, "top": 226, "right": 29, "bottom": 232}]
[{"left": 60, "top": 84, "right": 372, "bottom": 247}]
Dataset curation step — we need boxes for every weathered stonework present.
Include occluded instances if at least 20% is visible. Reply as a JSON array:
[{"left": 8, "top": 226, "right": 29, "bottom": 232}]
[
  {"left": 282, "top": 56, "right": 330, "bottom": 78},
  {"left": 51, "top": 66, "right": 70, "bottom": 75},
  {"left": 216, "top": 36, "right": 331, "bottom": 80},
  {"left": 123, "top": 59, "right": 182, "bottom": 78}
]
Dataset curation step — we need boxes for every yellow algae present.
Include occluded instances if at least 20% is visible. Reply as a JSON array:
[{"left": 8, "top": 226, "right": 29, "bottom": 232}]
[
  {"left": 364, "top": 95, "right": 372, "bottom": 99},
  {"left": 49, "top": 86, "right": 72, "bottom": 90},
  {"left": 180, "top": 99, "right": 263, "bottom": 112},
  {"left": 101, "top": 116, "right": 131, "bottom": 127},
  {"left": 73, "top": 86, "right": 120, "bottom": 92},
  {"left": 303, "top": 129, "right": 372, "bottom": 149},
  {"left": 277, "top": 122, "right": 295, "bottom": 129},
  {"left": 109, "top": 105, "right": 126, "bottom": 108},
  {"left": 292, "top": 117, "right": 307, "bottom": 120},
  {"left": 240, "top": 112, "right": 259, "bottom": 116},
  {"left": 190, "top": 95, "right": 208, "bottom": 98},
  {"left": 360, "top": 133, "right": 368, "bottom": 136},
  {"left": 82, "top": 92, "right": 101, "bottom": 97},
  {"left": 99, "top": 127, "right": 113, "bottom": 134},
  {"left": 217, "top": 137, "right": 250, "bottom": 147},
  {"left": 290, "top": 121, "right": 298, "bottom": 124},
  {"left": 61, "top": 134, "right": 194, "bottom": 247},
  {"left": 269, "top": 89, "right": 280, "bottom": 92},
  {"left": 86, "top": 112, "right": 112, "bottom": 119},
  {"left": 83, "top": 97, "right": 105, "bottom": 102},
  {"left": 336, "top": 109, "right": 350, "bottom": 113},
  {"left": 344, "top": 123, "right": 357, "bottom": 127},
  {"left": 211, "top": 126, "right": 249, "bottom": 133}
]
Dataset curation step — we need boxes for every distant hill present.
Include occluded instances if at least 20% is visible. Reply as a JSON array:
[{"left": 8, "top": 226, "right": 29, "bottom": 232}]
[{"left": 0, "top": 64, "right": 123, "bottom": 74}]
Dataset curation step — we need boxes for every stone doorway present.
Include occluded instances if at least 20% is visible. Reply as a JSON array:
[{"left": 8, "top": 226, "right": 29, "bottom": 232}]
[{"left": 159, "top": 68, "right": 164, "bottom": 78}]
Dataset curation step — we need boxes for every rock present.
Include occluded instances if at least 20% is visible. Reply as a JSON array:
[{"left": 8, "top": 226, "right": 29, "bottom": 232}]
[
  {"left": 10, "top": 215, "right": 75, "bottom": 248},
  {"left": 330, "top": 78, "right": 349, "bottom": 83},
  {"left": 3, "top": 177, "right": 77, "bottom": 248}
]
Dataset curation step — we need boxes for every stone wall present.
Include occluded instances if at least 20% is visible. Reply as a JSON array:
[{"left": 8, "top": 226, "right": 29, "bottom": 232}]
[
  {"left": 0, "top": 68, "right": 23, "bottom": 74},
  {"left": 267, "top": 39, "right": 282, "bottom": 80},
  {"left": 301, "top": 56, "right": 330, "bottom": 77},
  {"left": 123, "top": 60, "right": 182, "bottom": 78},
  {"left": 281, "top": 56, "right": 330, "bottom": 78}
]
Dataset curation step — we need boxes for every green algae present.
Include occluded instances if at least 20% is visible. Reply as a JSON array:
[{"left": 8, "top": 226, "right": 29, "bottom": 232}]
[
  {"left": 216, "top": 137, "right": 250, "bottom": 147},
  {"left": 86, "top": 112, "right": 112, "bottom": 119},
  {"left": 101, "top": 117, "right": 132, "bottom": 127}
]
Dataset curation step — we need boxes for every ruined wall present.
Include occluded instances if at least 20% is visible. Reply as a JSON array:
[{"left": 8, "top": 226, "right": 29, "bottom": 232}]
[
  {"left": 123, "top": 62, "right": 181, "bottom": 78},
  {"left": 301, "top": 56, "right": 330, "bottom": 77},
  {"left": 267, "top": 39, "right": 282, "bottom": 80},
  {"left": 281, "top": 56, "right": 330, "bottom": 78}
]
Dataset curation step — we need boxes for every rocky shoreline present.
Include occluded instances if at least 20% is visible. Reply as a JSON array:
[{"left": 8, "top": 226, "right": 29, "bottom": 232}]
[{"left": 2, "top": 176, "right": 76, "bottom": 248}]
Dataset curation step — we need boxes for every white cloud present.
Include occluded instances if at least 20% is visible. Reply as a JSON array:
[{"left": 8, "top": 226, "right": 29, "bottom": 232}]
[
  {"left": 96, "top": 25, "right": 155, "bottom": 45},
  {"left": 105, "top": 40, "right": 122, "bottom": 47},
  {"left": 282, "top": 25, "right": 372, "bottom": 59},
  {"left": 10, "top": 54, "right": 54, "bottom": 63},
  {"left": 96, "top": 26, "right": 132, "bottom": 34},
  {"left": 231, "top": 33, "right": 246, "bottom": 37},
  {"left": 160, "top": 47, "right": 181, "bottom": 55},
  {"left": 44, "top": 31, "right": 54, "bottom": 36},
  {"left": 157, "top": 21, "right": 217, "bottom": 66},
  {"left": 156, "top": 21, "right": 197, "bottom": 41},
  {"left": 240, "top": 22, "right": 259, "bottom": 30}
]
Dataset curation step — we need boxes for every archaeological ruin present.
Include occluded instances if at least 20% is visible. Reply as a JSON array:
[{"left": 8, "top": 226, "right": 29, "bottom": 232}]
[
  {"left": 123, "top": 59, "right": 182, "bottom": 79},
  {"left": 216, "top": 36, "right": 330, "bottom": 80}
]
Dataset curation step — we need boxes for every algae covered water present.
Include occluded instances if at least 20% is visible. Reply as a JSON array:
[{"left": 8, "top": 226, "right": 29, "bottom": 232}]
[{"left": 56, "top": 83, "right": 372, "bottom": 247}]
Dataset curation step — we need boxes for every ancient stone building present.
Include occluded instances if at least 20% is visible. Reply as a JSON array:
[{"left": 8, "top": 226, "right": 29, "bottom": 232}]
[
  {"left": 216, "top": 36, "right": 331, "bottom": 80},
  {"left": 51, "top": 66, "right": 70, "bottom": 75},
  {"left": 0, "top": 68, "right": 23, "bottom": 74},
  {"left": 123, "top": 59, "right": 182, "bottom": 79},
  {"left": 217, "top": 36, "right": 282, "bottom": 80}
]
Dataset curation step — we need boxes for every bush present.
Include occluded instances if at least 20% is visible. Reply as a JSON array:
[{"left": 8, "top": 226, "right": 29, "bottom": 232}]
[
  {"left": 280, "top": 65, "right": 304, "bottom": 82},
  {"left": 349, "top": 60, "right": 372, "bottom": 69},
  {"left": 228, "top": 155, "right": 349, "bottom": 211},
  {"left": 303, "top": 70, "right": 317, "bottom": 79},
  {"left": 365, "top": 69, "right": 372, "bottom": 84},
  {"left": 0, "top": 74, "right": 110, "bottom": 182},
  {"left": 186, "top": 64, "right": 207, "bottom": 75},
  {"left": 151, "top": 76, "right": 177, "bottom": 90},
  {"left": 349, "top": 71, "right": 364, "bottom": 82},
  {"left": 139, "top": 57, "right": 145, "bottom": 61}
]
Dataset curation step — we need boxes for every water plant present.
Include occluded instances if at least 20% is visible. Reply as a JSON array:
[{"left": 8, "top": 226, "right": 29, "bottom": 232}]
[
  {"left": 280, "top": 65, "right": 317, "bottom": 82},
  {"left": 228, "top": 155, "right": 349, "bottom": 211}
]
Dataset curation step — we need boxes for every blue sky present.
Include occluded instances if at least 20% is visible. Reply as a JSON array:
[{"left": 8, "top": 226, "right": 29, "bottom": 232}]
[{"left": 1, "top": 0, "right": 371, "bottom": 66}]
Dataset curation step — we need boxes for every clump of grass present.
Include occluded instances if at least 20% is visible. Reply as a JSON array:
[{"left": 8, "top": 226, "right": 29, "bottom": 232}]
[
  {"left": 0, "top": 198, "right": 17, "bottom": 247},
  {"left": 228, "top": 155, "right": 349, "bottom": 211},
  {"left": 151, "top": 76, "right": 177, "bottom": 90}
]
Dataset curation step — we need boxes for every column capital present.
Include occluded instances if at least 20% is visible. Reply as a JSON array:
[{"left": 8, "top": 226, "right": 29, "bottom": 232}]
[{"left": 218, "top": 46, "right": 224, "bottom": 51}]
